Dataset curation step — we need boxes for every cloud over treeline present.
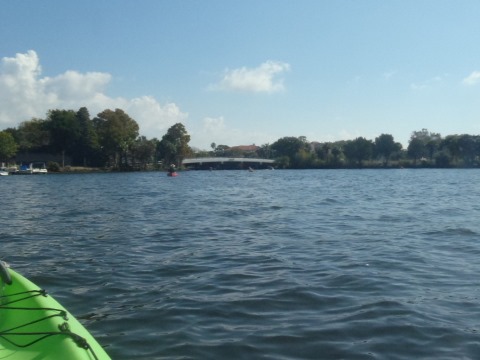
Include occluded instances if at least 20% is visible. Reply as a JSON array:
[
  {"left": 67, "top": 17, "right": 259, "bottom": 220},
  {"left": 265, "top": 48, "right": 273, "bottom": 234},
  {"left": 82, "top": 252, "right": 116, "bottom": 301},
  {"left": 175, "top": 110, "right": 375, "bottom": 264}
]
[{"left": 0, "top": 50, "right": 187, "bottom": 139}]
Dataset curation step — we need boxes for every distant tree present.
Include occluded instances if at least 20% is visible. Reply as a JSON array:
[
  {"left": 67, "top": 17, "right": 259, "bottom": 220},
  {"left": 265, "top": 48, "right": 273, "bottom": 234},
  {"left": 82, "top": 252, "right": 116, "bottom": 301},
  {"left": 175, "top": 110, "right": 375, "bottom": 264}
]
[
  {"left": 457, "top": 134, "right": 478, "bottom": 166},
  {"left": 158, "top": 123, "right": 192, "bottom": 166},
  {"left": 271, "top": 137, "right": 305, "bottom": 158},
  {"left": 272, "top": 136, "right": 305, "bottom": 158},
  {"left": 435, "top": 150, "right": 450, "bottom": 168},
  {"left": 294, "top": 148, "right": 316, "bottom": 168},
  {"left": 407, "top": 137, "right": 425, "bottom": 165},
  {"left": 47, "top": 109, "right": 80, "bottom": 167},
  {"left": 275, "top": 155, "right": 290, "bottom": 169},
  {"left": 321, "top": 143, "right": 331, "bottom": 161},
  {"left": 441, "top": 135, "right": 461, "bottom": 166},
  {"left": 329, "top": 147, "right": 342, "bottom": 167},
  {"left": 0, "top": 131, "right": 18, "bottom": 163},
  {"left": 343, "top": 137, "right": 373, "bottom": 167},
  {"left": 94, "top": 109, "right": 139, "bottom": 169},
  {"left": 75, "top": 107, "right": 99, "bottom": 166},
  {"left": 15, "top": 118, "right": 50, "bottom": 152},
  {"left": 374, "top": 134, "right": 402, "bottom": 166},
  {"left": 271, "top": 136, "right": 309, "bottom": 167},
  {"left": 408, "top": 129, "right": 441, "bottom": 164},
  {"left": 257, "top": 143, "right": 273, "bottom": 158},
  {"left": 214, "top": 144, "right": 230, "bottom": 157},
  {"left": 131, "top": 136, "right": 157, "bottom": 169}
]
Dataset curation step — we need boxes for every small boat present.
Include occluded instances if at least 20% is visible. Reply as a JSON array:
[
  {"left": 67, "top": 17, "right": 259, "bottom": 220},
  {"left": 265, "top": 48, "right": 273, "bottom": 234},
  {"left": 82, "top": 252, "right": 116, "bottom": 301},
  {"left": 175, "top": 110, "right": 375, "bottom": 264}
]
[
  {"left": 15, "top": 162, "right": 48, "bottom": 175},
  {"left": 167, "top": 172, "right": 178, "bottom": 177},
  {"left": 0, "top": 261, "right": 111, "bottom": 359},
  {"left": 0, "top": 170, "right": 8, "bottom": 176}
]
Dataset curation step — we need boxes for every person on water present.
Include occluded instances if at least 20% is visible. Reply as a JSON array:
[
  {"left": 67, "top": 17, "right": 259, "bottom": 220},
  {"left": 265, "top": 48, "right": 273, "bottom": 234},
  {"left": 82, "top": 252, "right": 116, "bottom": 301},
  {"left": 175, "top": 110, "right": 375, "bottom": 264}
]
[{"left": 168, "top": 163, "right": 176, "bottom": 174}]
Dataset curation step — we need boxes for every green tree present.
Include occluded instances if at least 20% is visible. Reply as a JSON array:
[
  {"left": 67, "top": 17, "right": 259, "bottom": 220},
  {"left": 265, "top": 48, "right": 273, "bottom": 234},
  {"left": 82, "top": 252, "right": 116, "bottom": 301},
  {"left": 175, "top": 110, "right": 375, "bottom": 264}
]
[
  {"left": 0, "top": 131, "right": 18, "bottom": 163},
  {"left": 94, "top": 109, "right": 139, "bottom": 169},
  {"left": 271, "top": 137, "right": 305, "bottom": 158},
  {"left": 158, "top": 123, "right": 192, "bottom": 166},
  {"left": 407, "top": 129, "right": 441, "bottom": 164},
  {"left": 457, "top": 134, "right": 478, "bottom": 166},
  {"left": 271, "top": 136, "right": 308, "bottom": 168},
  {"left": 257, "top": 143, "right": 273, "bottom": 158},
  {"left": 374, "top": 134, "right": 402, "bottom": 166},
  {"left": 343, "top": 137, "right": 373, "bottom": 167},
  {"left": 441, "top": 135, "right": 462, "bottom": 166},
  {"left": 75, "top": 107, "right": 99, "bottom": 166},
  {"left": 15, "top": 119, "right": 50, "bottom": 152},
  {"left": 47, "top": 109, "right": 80, "bottom": 167},
  {"left": 214, "top": 144, "right": 230, "bottom": 157},
  {"left": 294, "top": 148, "right": 316, "bottom": 168},
  {"left": 132, "top": 136, "right": 157, "bottom": 170},
  {"left": 331, "top": 147, "right": 342, "bottom": 166},
  {"left": 407, "top": 137, "right": 425, "bottom": 165}
]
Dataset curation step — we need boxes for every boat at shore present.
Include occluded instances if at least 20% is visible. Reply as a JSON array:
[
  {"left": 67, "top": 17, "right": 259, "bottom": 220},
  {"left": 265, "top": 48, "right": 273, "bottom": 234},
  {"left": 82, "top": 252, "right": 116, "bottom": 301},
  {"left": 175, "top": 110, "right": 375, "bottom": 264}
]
[
  {"left": 12, "top": 163, "right": 48, "bottom": 175},
  {"left": 0, "top": 261, "right": 111, "bottom": 359}
]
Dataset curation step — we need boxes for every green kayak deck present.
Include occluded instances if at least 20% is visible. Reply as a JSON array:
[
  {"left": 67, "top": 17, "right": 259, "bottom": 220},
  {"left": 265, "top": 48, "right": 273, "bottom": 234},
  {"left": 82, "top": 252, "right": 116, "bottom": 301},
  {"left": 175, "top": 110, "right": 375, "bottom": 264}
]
[{"left": 0, "top": 262, "right": 111, "bottom": 359}]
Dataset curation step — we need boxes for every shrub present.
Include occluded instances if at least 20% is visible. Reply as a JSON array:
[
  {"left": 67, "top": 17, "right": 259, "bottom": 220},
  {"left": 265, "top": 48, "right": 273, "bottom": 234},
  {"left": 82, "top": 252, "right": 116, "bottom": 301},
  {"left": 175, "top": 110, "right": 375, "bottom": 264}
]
[{"left": 47, "top": 161, "right": 61, "bottom": 172}]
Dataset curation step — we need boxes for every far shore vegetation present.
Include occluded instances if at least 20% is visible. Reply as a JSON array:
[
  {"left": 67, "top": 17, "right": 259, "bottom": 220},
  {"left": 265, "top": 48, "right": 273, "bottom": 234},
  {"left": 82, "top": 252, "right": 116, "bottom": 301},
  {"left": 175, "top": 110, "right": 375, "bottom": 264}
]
[{"left": 1, "top": 106, "right": 479, "bottom": 171}]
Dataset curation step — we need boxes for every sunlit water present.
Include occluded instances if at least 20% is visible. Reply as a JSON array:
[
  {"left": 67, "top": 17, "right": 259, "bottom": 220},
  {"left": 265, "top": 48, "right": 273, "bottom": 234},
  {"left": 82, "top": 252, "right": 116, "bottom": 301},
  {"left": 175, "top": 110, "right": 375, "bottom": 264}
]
[{"left": 1, "top": 169, "right": 480, "bottom": 359}]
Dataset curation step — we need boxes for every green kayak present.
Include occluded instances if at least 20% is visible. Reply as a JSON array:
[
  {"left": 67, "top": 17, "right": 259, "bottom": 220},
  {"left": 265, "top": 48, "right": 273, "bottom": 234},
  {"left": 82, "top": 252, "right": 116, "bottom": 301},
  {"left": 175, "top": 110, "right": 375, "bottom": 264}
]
[{"left": 0, "top": 261, "right": 111, "bottom": 359}]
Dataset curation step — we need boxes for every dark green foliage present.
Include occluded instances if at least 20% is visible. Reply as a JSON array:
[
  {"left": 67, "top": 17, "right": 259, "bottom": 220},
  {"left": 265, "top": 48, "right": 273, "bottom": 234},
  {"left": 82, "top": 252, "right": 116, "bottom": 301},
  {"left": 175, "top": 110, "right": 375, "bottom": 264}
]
[
  {"left": 47, "top": 109, "right": 79, "bottom": 167},
  {"left": 157, "top": 123, "right": 192, "bottom": 166},
  {"left": 271, "top": 136, "right": 311, "bottom": 168},
  {"left": 132, "top": 136, "right": 158, "bottom": 170},
  {"left": 375, "top": 134, "right": 402, "bottom": 166},
  {"left": 0, "top": 131, "right": 18, "bottom": 162},
  {"left": 74, "top": 107, "right": 99, "bottom": 166},
  {"left": 4, "top": 112, "right": 480, "bottom": 170},
  {"left": 47, "top": 161, "right": 61, "bottom": 172},
  {"left": 343, "top": 137, "right": 373, "bottom": 167},
  {"left": 15, "top": 119, "right": 50, "bottom": 152},
  {"left": 93, "top": 109, "right": 139, "bottom": 169}
]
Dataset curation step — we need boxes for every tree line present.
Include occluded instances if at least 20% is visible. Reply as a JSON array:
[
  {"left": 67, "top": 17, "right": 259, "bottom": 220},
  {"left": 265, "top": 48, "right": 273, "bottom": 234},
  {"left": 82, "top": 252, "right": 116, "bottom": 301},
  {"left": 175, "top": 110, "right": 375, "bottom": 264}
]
[
  {"left": 199, "top": 129, "right": 480, "bottom": 169},
  {"left": 1, "top": 109, "right": 479, "bottom": 170},
  {"left": 0, "top": 107, "right": 192, "bottom": 170}
]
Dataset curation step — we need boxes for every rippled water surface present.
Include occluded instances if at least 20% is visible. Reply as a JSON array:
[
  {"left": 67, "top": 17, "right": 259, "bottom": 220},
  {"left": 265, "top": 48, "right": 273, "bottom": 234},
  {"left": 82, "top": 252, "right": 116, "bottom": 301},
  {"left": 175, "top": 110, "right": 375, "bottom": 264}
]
[{"left": 2, "top": 169, "right": 480, "bottom": 359}]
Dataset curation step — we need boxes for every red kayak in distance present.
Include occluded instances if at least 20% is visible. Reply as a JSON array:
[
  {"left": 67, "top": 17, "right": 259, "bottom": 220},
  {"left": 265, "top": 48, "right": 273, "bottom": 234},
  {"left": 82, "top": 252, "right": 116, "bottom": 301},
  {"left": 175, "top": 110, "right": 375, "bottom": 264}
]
[{"left": 167, "top": 172, "right": 178, "bottom": 177}]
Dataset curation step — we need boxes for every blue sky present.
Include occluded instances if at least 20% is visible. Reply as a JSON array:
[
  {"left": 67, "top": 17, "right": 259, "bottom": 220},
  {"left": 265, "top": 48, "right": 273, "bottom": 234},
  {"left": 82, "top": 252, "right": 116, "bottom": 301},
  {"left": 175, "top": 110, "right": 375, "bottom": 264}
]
[{"left": 1, "top": 0, "right": 480, "bottom": 150}]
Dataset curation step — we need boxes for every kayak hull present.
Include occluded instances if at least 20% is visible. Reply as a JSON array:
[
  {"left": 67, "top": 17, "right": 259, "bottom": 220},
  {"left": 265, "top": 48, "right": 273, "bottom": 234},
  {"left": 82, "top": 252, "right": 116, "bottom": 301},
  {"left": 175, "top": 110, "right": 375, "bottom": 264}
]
[{"left": 0, "top": 266, "right": 111, "bottom": 360}]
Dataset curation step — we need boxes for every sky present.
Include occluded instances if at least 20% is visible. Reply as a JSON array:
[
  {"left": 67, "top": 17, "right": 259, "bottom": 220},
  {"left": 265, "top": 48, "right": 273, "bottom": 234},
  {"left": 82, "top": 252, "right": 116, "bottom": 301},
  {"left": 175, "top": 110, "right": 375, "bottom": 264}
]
[{"left": 1, "top": 0, "right": 480, "bottom": 150}]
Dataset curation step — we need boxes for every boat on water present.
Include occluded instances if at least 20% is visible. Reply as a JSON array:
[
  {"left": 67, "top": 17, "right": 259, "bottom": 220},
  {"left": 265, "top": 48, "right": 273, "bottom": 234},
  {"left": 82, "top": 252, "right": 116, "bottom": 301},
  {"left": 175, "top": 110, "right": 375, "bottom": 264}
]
[
  {"left": 0, "top": 261, "right": 111, "bottom": 359},
  {"left": 167, "top": 164, "right": 177, "bottom": 177},
  {"left": 0, "top": 169, "right": 8, "bottom": 176},
  {"left": 14, "top": 162, "right": 48, "bottom": 175}
]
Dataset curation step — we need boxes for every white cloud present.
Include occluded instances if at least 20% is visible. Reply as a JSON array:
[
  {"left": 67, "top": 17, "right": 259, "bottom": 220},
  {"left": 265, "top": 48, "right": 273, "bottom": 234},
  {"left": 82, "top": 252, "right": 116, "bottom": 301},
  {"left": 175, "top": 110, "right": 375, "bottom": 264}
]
[
  {"left": 462, "top": 71, "right": 480, "bottom": 86},
  {"left": 210, "top": 60, "right": 290, "bottom": 93},
  {"left": 125, "top": 97, "right": 187, "bottom": 139},
  {"left": 0, "top": 50, "right": 187, "bottom": 138},
  {"left": 410, "top": 76, "right": 443, "bottom": 90}
]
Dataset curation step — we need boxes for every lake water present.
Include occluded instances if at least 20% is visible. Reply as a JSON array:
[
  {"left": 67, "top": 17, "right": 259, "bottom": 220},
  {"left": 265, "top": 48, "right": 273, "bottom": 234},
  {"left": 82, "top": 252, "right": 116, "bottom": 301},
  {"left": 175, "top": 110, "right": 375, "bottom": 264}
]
[{"left": 1, "top": 169, "right": 480, "bottom": 359}]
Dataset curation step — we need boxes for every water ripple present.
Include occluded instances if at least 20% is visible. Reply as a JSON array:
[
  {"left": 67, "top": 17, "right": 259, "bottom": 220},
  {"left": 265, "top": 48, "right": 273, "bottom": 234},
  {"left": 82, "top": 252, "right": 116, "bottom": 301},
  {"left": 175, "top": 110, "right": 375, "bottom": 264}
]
[{"left": 2, "top": 170, "right": 480, "bottom": 359}]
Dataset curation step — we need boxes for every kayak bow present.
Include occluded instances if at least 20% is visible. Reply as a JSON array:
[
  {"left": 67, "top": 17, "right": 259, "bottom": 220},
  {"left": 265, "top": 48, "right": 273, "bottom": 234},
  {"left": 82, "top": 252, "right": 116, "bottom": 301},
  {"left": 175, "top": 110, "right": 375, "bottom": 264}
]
[{"left": 0, "top": 261, "right": 111, "bottom": 360}]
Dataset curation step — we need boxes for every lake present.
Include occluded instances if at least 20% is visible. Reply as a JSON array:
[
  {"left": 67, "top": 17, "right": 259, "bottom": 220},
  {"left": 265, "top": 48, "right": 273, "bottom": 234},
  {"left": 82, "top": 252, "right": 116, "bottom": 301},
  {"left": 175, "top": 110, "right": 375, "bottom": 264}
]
[{"left": 1, "top": 169, "right": 480, "bottom": 359}]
